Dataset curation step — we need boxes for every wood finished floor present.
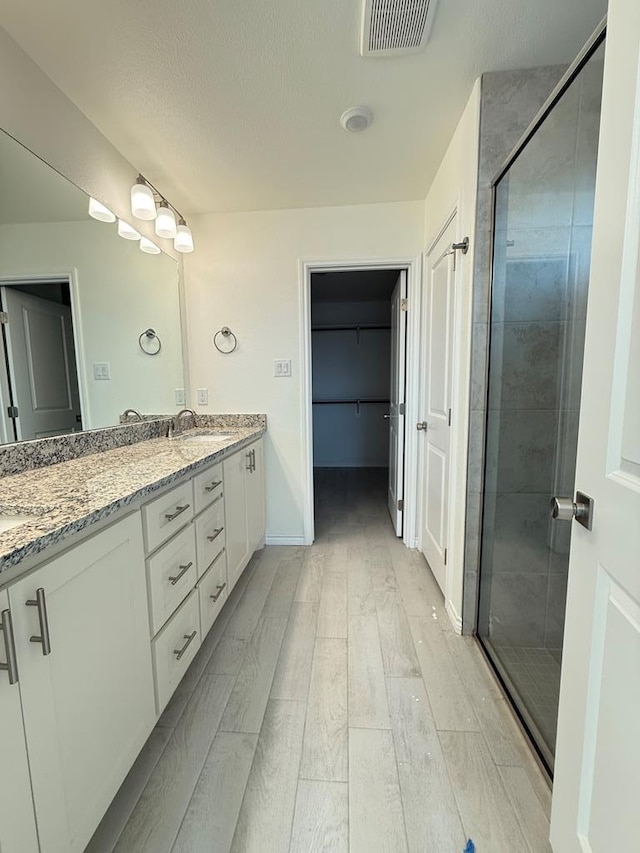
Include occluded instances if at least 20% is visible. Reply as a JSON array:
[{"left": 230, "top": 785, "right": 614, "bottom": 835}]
[{"left": 86, "top": 468, "right": 552, "bottom": 853}]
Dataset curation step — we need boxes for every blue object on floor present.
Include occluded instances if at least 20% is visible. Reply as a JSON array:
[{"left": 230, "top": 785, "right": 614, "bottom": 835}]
[{"left": 463, "top": 841, "right": 475, "bottom": 853}]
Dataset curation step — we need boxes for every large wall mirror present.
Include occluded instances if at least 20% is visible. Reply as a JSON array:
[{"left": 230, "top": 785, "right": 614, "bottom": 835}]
[{"left": 0, "top": 130, "right": 184, "bottom": 444}]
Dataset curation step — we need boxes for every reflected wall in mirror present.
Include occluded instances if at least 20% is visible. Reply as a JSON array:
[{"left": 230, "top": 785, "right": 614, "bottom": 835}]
[{"left": 0, "top": 130, "right": 184, "bottom": 443}]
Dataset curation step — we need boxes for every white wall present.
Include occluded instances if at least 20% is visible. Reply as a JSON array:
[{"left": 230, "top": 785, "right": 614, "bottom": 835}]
[
  {"left": 0, "top": 221, "right": 182, "bottom": 427},
  {"left": 422, "top": 80, "right": 481, "bottom": 629},
  {"left": 184, "top": 201, "right": 424, "bottom": 541}
]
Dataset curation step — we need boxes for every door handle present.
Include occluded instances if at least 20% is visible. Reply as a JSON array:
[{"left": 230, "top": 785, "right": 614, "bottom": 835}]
[
  {"left": 550, "top": 491, "right": 594, "bottom": 531},
  {"left": 26, "top": 588, "right": 52, "bottom": 655},
  {"left": 383, "top": 413, "right": 391, "bottom": 419},
  {"left": 416, "top": 421, "right": 428, "bottom": 431},
  {"left": 0, "top": 608, "right": 19, "bottom": 684}
]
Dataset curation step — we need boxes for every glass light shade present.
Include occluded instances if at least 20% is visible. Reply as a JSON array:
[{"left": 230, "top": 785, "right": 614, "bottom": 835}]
[
  {"left": 140, "top": 236, "right": 161, "bottom": 254},
  {"left": 155, "top": 203, "right": 177, "bottom": 239},
  {"left": 88, "top": 197, "right": 115, "bottom": 223},
  {"left": 131, "top": 180, "right": 156, "bottom": 221},
  {"left": 117, "top": 219, "right": 141, "bottom": 240},
  {"left": 174, "top": 220, "right": 194, "bottom": 253}
]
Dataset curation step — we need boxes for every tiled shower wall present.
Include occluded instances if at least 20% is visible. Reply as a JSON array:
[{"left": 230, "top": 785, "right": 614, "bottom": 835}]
[{"left": 462, "top": 66, "right": 567, "bottom": 634}]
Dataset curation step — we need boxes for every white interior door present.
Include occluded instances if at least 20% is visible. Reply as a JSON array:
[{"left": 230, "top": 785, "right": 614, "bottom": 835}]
[
  {"left": 551, "top": 6, "right": 640, "bottom": 851},
  {"left": 387, "top": 270, "right": 407, "bottom": 535},
  {"left": 420, "top": 217, "right": 457, "bottom": 594},
  {"left": 2, "top": 286, "right": 82, "bottom": 440}
]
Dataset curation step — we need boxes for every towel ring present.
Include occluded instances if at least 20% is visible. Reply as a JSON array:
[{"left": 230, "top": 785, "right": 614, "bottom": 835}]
[
  {"left": 213, "top": 326, "right": 238, "bottom": 354},
  {"left": 139, "top": 328, "right": 162, "bottom": 356}
]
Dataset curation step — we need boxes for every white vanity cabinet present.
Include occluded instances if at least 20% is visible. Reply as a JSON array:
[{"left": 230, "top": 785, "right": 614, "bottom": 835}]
[
  {"left": 246, "top": 438, "right": 266, "bottom": 554},
  {"left": 0, "top": 589, "right": 40, "bottom": 853},
  {"left": 224, "top": 438, "right": 265, "bottom": 589},
  {"left": 8, "top": 511, "right": 155, "bottom": 853}
]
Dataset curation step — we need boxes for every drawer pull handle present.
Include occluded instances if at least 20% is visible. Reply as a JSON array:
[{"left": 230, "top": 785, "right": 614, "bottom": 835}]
[
  {"left": 174, "top": 630, "right": 197, "bottom": 660},
  {"left": 0, "top": 608, "right": 19, "bottom": 684},
  {"left": 210, "top": 582, "right": 227, "bottom": 603},
  {"left": 204, "top": 480, "right": 222, "bottom": 493},
  {"left": 26, "top": 588, "right": 52, "bottom": 656},
  {"left": 207, "top": 527, "right": 224, "bottom": 542},
  {"left": 165, "top": 504, "right": 190, "bottom": 522},
  {"left": 168, "top": 561, "right": 193, "bottom": 585}
]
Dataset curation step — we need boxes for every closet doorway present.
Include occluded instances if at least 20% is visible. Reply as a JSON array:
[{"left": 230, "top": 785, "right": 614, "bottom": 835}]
[{"left": 309, "top": 268, "right": 407, "bottom": 539}]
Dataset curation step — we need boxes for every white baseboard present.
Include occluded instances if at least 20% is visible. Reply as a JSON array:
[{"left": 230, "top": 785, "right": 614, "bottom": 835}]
[
  {"left": 264, "top": 535, "right": 307, "bottom": 546},
  {"left": 446, "top": 599, "right": 463, "bottom": 634}
]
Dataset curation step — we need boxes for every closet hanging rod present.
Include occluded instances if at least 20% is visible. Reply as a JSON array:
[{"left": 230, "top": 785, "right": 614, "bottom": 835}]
[
  {"left": 311, "top": 324, "right": 391, "bottom": 332},
  {"left": 312, "top": 398, "right": 390, "bottom": 405}
]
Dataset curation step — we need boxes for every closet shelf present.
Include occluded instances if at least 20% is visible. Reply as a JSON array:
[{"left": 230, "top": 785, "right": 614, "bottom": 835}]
[
  {"left": 311, "top": 324, "right": 391, "bottom": 332},
  {"left": 312, "top": 398, "right": 389, "bottom": 404}
]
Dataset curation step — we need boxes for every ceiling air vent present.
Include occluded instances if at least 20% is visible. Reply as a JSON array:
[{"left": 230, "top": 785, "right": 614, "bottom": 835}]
[{"left": 360, "top": 0, "right": 439, "bottom": 57}]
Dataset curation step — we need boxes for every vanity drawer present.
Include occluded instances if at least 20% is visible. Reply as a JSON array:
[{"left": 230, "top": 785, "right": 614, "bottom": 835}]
[
  {"left": 143, "top": 480, "right": 194, "bottom": 553},
  {"left": 197, "top": 549, "right": 228, "bottom": 638},
  {"left": 151, "top": 588, "right": 201, "bottom": 714},
  {"left": 193, "top": 463, "right": 223, "bottom": 514},
  {"left": 194, "top": 495, "right": 226, "bottom": 577},
  {"left": 146, "top": 525, "right": 197, "bottom": 636}
]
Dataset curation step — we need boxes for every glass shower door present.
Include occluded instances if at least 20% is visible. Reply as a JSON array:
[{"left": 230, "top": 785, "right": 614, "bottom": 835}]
[{"left": 476, "top": 41, "right": 605, "bottom": 773}]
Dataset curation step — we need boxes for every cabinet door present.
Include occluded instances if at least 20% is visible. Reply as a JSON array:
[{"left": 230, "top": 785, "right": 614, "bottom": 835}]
[
  {"left": 223, "top": 448, "right": 250, "bottom": 590},
  {"left": 0, "top": 589, "right": 40, "bottom": 853},
  {"left": 246, "top": 439, "right": 266, "bottom": 553},
  {"left": 9, "top": 512, "right": 155, "bottom": 853}
]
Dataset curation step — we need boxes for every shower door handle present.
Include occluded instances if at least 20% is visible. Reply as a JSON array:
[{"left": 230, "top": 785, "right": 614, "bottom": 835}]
[{"left": 550, "top": 492, "right": 594, "bottom": 531}]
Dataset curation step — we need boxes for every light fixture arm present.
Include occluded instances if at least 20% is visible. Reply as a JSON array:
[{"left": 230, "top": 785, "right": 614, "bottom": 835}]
[{"left": 136, "top": 174, "right": 186, "bottom": 224}]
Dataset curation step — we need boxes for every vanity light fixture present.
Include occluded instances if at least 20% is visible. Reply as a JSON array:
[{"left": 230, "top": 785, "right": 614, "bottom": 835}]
[
  {"left": 117, "top": 219, "right": 141, "bottom": 240},
  {"left": 174, "top": 218, "right": 194, "bottom": 253},
  {"left": 140, "top": 236, "right": 161, "bottom": 254},
  {"left": 88, "top": 197, "right": 116, "bottom": 223},
  {"left": 155, "top": 201, "right": 177, "bottom": 239},
  {"left": 130, "top": 176, "right": 157, "bottom": 220},
  {"left": 129, "top": 174, "right": 196, "bottom": 252}
]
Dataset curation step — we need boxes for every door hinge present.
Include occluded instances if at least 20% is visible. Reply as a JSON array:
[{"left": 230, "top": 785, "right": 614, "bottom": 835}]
[
  {"left": 398, "top": 499, "right": 404, "bottom": 512},
  {"left": 400, "top": 298, "right": 408, "bottom": 312},
  {"left": 398, "top": 403, "right": 405, "bottom": 416},
  {"left": 448, "top": 408, "right": 452, "bottom": 427},
  {"left": 0, "top": 311, "right": 8, "bottom": 324},
  {"left": 444, "top": 548, "right": 447, "bottom": 566},
  {"left": 7, "top": 406, "right": 18, "bottom": 418}
]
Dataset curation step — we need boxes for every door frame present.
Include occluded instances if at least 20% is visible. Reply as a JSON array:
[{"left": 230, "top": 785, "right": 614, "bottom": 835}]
[
  {"left": 419, "top": 204, "right": 473, "bottom": 632},
  {"left": 0, "top": 271, "right": 88, "bottom": 441},
  {"left": 299, "top": 256, "right": 421, "bottom": 546}
]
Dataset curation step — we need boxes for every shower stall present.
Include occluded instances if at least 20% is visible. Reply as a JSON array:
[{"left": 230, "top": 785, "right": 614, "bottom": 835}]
[{"left": 476, "top": 32, "right": 606, "bottom": 773}]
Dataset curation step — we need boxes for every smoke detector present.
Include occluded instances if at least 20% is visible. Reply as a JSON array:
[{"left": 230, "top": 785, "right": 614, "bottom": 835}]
[
  {"left": 360, "top": 0, "right": 439, "bottom": 57},
  {"left": 340, "top": 106, "right": 374, "bottom": 133}
]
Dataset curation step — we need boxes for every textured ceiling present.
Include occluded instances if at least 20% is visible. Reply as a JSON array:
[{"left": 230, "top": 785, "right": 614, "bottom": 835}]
[{"left": 0, "top": 0, "right": 607, "bottom": 214}]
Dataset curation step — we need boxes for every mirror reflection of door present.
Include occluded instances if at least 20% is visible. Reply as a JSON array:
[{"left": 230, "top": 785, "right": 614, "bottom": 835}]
[{"left": 0, "top": 280, "right": 82, "bottom": 441}]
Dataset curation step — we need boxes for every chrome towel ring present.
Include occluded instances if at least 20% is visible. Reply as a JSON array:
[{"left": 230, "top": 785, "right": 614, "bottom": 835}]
[
  {"left": 139, "top": 328, "right": 162, "bottom": 355},
  {"left": 213, "top": 326, "right": 238, "bottom": 354}
]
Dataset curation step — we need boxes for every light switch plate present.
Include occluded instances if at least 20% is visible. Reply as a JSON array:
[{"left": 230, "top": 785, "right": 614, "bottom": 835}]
[
  {"left": 274, "top": 359, "right": 292, "bottom": 377},
  {"left": 93, "top": 362, "right": 111, "bottom": 380},
  {"left": 174, "top": 388, "right": 186, "bottom": 406},
  {"left": 197, "top": 388, "right": 209, "bottom": 406}
]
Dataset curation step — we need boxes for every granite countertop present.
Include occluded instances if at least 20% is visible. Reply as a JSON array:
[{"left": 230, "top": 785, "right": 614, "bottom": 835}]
[{"left": 0, "top": 426, "right": 265, "bottom": 576}]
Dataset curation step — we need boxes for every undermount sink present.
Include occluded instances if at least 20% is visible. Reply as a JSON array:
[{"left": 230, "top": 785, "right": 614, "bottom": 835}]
[
  {"left": 179, "top": 432, "right": 233, "bottom": 443},
  {"left": 0, "top": 514, "right": 37, "bottom": 534}
]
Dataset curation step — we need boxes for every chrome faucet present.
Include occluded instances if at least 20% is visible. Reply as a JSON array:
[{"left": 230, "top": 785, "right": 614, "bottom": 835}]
[
  {"left": 121, "top": 408, "right": 144, "bottom": 422},
  {"left": 167, "top": 408, "right": 197, "bottom": 438}
]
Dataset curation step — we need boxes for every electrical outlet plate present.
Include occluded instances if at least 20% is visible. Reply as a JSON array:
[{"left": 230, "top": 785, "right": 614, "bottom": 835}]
[
  {"left": 274, "top": 359, "right": 292, "bottom": 377},
  {"left": 93, "top": 362, "right": 111, "bottom": 380},
  {"left": 174, "top": 388, "right": 186, "bottom": 406},
  {"left": 197, "top": 388, "right": 209, "bottom": 406}
]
